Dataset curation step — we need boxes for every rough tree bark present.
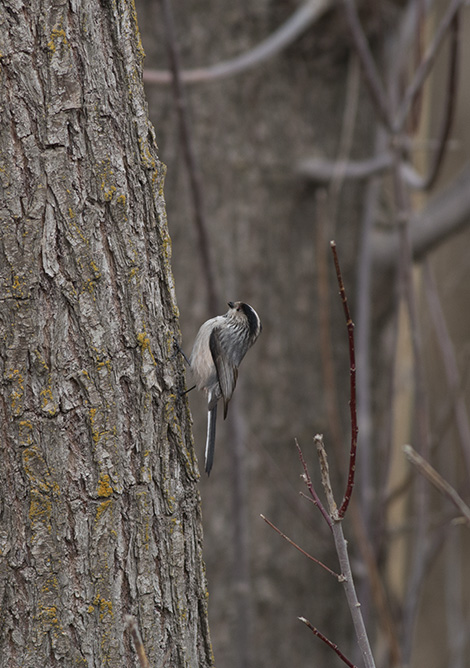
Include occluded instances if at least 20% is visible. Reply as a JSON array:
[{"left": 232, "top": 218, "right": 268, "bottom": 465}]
[{"left": 0, "top": 2, "right": 211, "bottom": 666}]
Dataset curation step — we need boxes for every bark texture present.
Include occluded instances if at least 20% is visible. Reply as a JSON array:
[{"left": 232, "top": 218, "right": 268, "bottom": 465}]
[{"left": 0, "top": 2, "right": 211, "bottom": 667}]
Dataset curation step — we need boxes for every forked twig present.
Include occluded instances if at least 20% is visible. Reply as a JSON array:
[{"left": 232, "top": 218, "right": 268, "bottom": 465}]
[
  {"left": 299, "top": 617, "right": 358, "bottom": 668},
  {"left": 330, "top": 241, "right": 358, "bottom": 518}
]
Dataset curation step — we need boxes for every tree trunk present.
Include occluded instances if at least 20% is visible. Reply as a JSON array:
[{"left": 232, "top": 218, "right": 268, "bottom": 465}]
[{"left": 0, "top": 2, "right": 211, "bottom": 666}]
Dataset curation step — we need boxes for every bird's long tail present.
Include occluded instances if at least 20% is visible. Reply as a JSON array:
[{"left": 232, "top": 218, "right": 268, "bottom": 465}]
[{"left": 205, "top": 403, "right": 217, "bottom": 476}]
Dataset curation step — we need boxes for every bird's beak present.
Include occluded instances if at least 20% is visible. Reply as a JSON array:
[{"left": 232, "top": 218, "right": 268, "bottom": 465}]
[{"left": 228, "top": 301, "right": 235, "bottom": 308}]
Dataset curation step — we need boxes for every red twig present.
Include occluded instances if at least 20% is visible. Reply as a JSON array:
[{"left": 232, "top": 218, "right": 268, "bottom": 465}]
[
  {"left": 260, "top": 515, "right": 340, "bottom": 579},
  {"left": 296, "top": 440, "right": 333, "bottom": 529},
  {"left": 298, "top": 617, "right": 358, "bottom": 668},
  {"left": 330, "top": 242, "right": 358, "bottom": 519}
]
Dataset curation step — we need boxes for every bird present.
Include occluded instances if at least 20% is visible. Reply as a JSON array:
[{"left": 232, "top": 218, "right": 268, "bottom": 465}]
[{"left": 189, "top": 301, "right": 262, "bottom": 475}]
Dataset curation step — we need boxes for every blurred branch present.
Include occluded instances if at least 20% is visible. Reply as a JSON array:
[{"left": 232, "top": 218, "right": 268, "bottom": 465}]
[
  {"left": 299, "top": 617, "right": 358, "bottom": 668},
  {"left": 371, "top": 162, "right": 470, "bottom": 267},
  {"left": 160, "top": 0, "right": 218, "bottom": 313},
  {"left": 421, "top": 11, "right": 460, "bottom": 190},
  {"left": 391, "top": 147, "right": 431, "bottom": 665},
  {"left": 348, "top": 498, "right": 403, "bottom": 665},
  {"left": 423, "top": 261, "right": 470, "bottom": 476},
  {"left": 298, "top": 152, "right": 393, "bottom": 182},
  {"left": 393, "top": 0, "right": 465, "bottom": 133},
  {"left": 408, "top": 0, "right": 426, "bottom": 132},
  {"left": 297, "top": 153, "right": 428, "bottom": 188},
  {"left": 341, "top": 0, "right": 392, "bottom": 130},
  {"left": 353, "top": 130, "right": 403, "bottom": 663},
  {"left": 144, "top": 0, "right": 333, "bottom": 85},
  {"left": 388, "top": 0, "right": 438, "bottom": 88},
  {"left": 355, "top": 129, "right": 387, "bottom": 531},
  {"left": 404, "top": 445, "right": 470, "bottom": 527},
  {"left": 444, "top": 526, "right": 467, "bottom": 666},
  {"left": 329, "top": 52, "right": 361, "bottom": 224}
]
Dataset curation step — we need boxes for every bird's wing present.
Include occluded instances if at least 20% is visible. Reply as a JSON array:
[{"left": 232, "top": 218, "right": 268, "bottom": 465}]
[{"left": 209, "top": 327, "right": 238, "bottom": 418}]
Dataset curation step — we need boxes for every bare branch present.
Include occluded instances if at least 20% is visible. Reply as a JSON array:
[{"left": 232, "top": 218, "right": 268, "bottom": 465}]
[
  {"left": 144, "top": 0, "right": 333, "bottom": 85},
  {"left": 341, "top": 0, "right": 392, "bottom": 130},
  {"left": 404, "top": 445, "right": 470, "bottom": 527},
  {"left": 260, "top": 514, "right": 341, "bottom": 579},
  {"left": 299, "top": 617, "right": 358, "bottom": 668}
]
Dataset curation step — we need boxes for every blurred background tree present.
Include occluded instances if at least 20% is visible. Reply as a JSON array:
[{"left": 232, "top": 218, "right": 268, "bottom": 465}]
[{"left": 138, "top": 1, "right": 470, "bottom": 667}]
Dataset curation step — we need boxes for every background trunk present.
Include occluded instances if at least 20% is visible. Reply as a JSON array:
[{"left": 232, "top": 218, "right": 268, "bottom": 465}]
[
  {"left": 138, "top": 1, "right": 470, "bottom": 667},
  {"left": 141, "top": 2, "right": 376, "bottom": 666},
  {"left": 0, "top": 1, "right": 211, "bottom": 666}
]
